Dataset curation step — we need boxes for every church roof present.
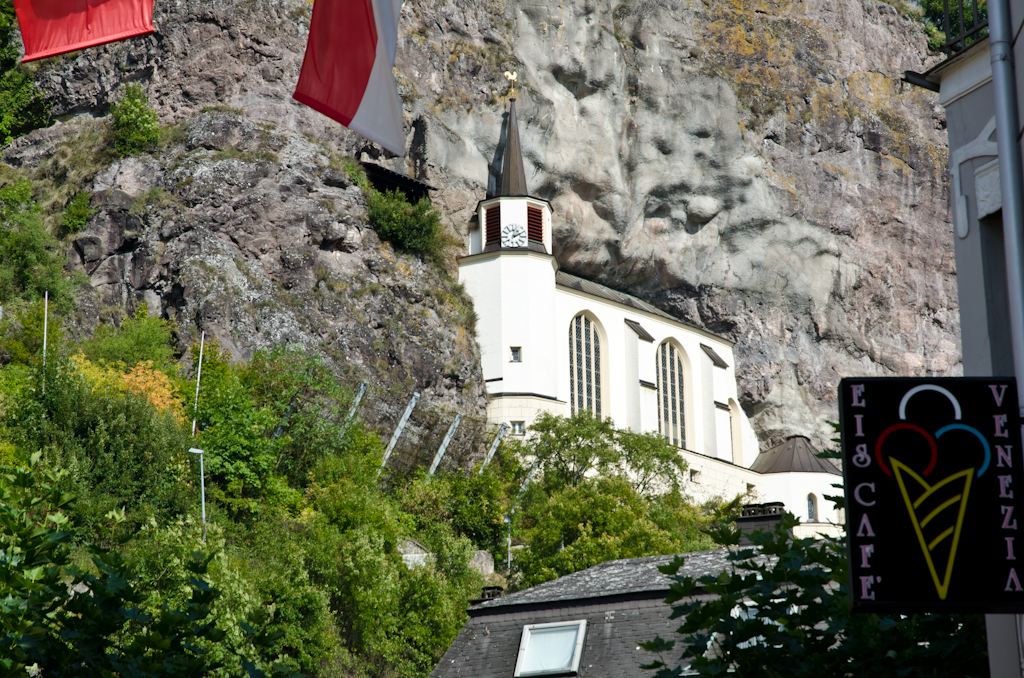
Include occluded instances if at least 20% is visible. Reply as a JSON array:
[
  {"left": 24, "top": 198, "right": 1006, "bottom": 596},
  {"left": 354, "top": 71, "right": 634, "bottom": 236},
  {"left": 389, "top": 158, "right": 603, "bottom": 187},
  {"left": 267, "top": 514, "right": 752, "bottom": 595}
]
[
  {"left": 498, "top": 99, "right": 529, "bottom": 196},
  {"left": 556, "top": 271, "right": 679, "bottom": 322},
  {"left": 749, "top": 436, "right": 842, "bottom": 475}
]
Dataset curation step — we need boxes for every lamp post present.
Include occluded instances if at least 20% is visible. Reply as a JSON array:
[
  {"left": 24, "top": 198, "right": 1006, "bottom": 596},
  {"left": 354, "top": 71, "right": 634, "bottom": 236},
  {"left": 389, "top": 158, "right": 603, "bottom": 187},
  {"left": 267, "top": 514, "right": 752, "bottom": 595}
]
[{"left": 189, "top": 448, "right": 207, "bottom": 542}]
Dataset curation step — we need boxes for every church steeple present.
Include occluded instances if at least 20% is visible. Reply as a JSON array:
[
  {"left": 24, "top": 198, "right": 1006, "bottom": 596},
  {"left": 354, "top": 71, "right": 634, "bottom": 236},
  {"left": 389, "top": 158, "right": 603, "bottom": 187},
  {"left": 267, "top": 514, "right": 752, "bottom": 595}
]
[{"left": 498, "top": 98, "right": 528, "bottom": 197}]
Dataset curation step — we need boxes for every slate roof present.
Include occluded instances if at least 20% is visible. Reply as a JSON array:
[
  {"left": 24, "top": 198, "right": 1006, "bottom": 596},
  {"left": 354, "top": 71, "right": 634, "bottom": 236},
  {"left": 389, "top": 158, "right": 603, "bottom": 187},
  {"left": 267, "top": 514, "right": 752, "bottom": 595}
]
[
  {"left": 471, "top": 549, "right": 733, "bottom": 613},
  {"left": 556, "top": 271, "right": 724, "bottom": 337},
  {"left": 749, "top": 436, "right": 842, "bottom": 475},
  {"left": 432, "top": 549, "right": 744, "bottom": 678},
  {"left": 499, "top": 99, "right": 529, "bottom": 197}
]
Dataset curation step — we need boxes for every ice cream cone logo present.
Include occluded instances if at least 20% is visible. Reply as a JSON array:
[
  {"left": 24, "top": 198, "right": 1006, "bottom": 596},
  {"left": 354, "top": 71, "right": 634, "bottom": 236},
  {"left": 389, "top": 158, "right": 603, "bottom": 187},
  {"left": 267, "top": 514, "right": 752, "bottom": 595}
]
[
  {"left": 891, "top": 459, "right": 973, "bottom": 600},
  {"left": 872, "top": 385, "right": 992, "bottom": 601}
]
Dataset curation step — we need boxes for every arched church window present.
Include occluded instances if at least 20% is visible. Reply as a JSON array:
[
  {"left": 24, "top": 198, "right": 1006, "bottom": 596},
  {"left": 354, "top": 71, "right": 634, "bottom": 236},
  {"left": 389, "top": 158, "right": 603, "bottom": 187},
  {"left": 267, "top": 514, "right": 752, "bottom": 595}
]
[
  {"left": 569, "top": 314, "right": 601, "bottom": 417},
  {"left": 657, "top": 342, "right": 685, "bottom": 448},
  {"left": 807, "top": 494, "right": 818, "bottom": 522}
]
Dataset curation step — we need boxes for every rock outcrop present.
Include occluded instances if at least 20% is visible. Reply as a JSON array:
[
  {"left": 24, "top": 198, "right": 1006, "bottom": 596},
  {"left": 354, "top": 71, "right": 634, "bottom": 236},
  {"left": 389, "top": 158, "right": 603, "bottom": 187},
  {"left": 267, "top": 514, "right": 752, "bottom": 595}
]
[{"left": 11, "top": 0, "right": 956, "bottom": 450}]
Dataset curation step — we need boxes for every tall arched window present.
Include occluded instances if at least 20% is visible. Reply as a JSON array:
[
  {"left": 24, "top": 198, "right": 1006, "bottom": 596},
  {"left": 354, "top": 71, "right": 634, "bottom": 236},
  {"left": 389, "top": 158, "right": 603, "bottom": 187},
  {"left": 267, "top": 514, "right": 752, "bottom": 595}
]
[
  {"left": 807, "top": 494, "right": 818, "bottom": 522},
  {"left": 657, "top": 341, "right": 685, "bottom": 448},
  {"left": 569, "top": 314, "right": 601, "bottom": 417}
]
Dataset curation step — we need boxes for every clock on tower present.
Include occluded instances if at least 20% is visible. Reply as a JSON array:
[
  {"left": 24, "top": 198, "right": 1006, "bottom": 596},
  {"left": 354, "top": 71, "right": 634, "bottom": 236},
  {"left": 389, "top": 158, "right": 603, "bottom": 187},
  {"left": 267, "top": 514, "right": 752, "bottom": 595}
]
[{"left": 501, "top": 223, "right": 527, "bottom": 248}]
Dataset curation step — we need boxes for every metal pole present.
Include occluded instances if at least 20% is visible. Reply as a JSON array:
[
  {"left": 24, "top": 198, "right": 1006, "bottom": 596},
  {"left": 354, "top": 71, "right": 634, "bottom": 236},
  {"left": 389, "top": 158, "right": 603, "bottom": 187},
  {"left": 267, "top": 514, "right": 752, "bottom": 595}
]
[
  {"left": 987, "top": 1, "right": 1024, "bottom": 672},
  {"left": 342, "top": 381, "right": 368, "bottom": 432},
  {"left": 191, "top": 332, "right": 205, "bottom": 437},
  {"left": 379, "top": 391, "right": 420, "bottom": 475},
  {"left": 479, "top": 423, "right": 509, "bottom": 474},
  {"left": 189, "top": 448, "right": 207, "bottom": 542},
  {"left": 518, "top": 462, "right": 540, "bottom": 498},
  {"left": 504, "top": 513, "right": 511, "bottom": 572},
  {"left": 41, "top": 291, "right": 47, "bottom": 395},
  {"left": 428, "top": 414, "right": 463, "bottom": 477}
]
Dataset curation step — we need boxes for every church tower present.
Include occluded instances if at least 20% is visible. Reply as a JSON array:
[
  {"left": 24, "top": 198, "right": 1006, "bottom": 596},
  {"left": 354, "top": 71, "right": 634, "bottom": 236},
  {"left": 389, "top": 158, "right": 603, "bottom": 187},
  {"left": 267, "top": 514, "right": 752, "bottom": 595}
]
[{"left": 460, "top": 99, "right": 560, "bottom": 431}]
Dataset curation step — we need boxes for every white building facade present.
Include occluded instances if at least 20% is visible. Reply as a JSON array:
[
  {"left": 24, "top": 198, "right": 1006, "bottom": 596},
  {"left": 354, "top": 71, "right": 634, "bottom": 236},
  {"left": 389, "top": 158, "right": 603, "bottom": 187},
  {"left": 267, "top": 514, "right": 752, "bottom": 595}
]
[{"left": 458, "top": 99, "right": 840, "bottom": 536}]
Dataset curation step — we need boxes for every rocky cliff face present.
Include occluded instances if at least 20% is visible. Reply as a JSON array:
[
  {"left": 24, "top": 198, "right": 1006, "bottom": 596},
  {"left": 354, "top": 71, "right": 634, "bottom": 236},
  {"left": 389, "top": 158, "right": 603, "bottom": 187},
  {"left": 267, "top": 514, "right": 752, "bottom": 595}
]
[{"left": 8, "top": 0, "right": 955, "bottom": 450}]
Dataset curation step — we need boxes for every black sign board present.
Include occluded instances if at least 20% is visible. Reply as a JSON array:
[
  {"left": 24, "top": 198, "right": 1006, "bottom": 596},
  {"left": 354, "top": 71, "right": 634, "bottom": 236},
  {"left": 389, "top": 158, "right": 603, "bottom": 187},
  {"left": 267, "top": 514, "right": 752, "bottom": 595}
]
[{"left": 839, "top": 377, "right": 1024, "bottom": 613}]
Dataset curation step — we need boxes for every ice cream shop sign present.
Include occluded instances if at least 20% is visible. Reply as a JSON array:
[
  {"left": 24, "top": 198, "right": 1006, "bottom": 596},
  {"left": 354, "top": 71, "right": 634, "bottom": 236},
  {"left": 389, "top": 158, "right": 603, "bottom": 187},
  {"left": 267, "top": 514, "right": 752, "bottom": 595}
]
[{"left": 839, "top": 378, "right": 1024, "bottom": 613}]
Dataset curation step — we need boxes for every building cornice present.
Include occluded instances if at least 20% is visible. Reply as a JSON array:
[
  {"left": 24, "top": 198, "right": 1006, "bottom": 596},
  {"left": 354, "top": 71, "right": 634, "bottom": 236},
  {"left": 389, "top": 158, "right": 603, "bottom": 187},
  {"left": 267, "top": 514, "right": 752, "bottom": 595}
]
[{"left": 458, "top": 249, "right": 559, "bottom": 270}]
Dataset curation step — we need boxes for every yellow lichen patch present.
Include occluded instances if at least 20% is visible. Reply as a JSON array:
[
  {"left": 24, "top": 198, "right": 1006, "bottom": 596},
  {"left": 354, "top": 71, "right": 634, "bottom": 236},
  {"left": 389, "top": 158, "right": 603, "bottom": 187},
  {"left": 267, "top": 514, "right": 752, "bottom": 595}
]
[{"left": 822, "top": 162, "right": 859, "bottom": 180}]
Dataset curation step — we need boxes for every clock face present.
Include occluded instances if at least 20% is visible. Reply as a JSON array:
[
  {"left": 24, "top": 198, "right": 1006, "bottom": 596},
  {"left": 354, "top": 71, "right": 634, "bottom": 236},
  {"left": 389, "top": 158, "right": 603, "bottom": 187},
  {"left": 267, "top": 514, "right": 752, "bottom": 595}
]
[{"left": 501, "top": 223, "right": 527, "bottom": 248}]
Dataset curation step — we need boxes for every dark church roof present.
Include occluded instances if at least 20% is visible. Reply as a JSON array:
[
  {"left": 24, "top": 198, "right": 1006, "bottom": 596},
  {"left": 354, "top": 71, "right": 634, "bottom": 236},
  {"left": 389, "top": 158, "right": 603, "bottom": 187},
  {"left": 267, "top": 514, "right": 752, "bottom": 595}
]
[
  {"left": 498, "top": 98, "right": 529, "bottom": 196},
  {"left": 749, "top": 436, "right": 841, "bottom": 475}
]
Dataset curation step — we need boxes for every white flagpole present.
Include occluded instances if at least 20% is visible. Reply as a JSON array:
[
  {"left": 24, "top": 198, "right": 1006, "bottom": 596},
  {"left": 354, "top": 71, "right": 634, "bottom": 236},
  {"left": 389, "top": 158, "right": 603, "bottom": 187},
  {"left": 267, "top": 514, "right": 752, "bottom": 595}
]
[
  {"left": 191, "top": 332, "right": 205, "bottom": 436},
  {"left": 41, "top": 291, "right": 48, "bottom": 395}
]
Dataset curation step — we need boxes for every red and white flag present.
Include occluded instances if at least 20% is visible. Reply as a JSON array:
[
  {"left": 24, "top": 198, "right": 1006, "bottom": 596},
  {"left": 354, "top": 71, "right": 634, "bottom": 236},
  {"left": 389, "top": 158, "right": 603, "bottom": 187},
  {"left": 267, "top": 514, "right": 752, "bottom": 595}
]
[
  {"left": 293, "top": 0, "right": 406, "bottom": 156},
  {"left": 14, "top": 0, "right": 155, "bottom": 63}
]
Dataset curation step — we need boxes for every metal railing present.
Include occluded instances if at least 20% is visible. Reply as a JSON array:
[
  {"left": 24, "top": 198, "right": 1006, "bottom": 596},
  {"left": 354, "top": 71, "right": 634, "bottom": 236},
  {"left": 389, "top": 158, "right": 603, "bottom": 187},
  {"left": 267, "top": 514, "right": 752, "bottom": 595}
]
[{"left": 944, "top": 0, "right": 989, "bottom": 53}]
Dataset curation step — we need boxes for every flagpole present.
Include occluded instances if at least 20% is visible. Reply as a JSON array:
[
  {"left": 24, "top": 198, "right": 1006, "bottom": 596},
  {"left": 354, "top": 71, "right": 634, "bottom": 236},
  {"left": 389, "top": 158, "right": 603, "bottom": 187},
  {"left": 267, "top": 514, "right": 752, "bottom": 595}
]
[
  {"left": 41, "top": 290, "right": 48, "bottom": 395},
  {"left": 191, "top": 332, "right": 205, "bottom": 437}
]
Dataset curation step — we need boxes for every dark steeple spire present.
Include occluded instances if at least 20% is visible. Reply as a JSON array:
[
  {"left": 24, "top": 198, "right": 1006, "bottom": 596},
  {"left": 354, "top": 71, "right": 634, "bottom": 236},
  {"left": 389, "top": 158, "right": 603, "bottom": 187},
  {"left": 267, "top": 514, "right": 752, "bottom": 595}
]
[{"left": 499, "top": 98, "right": 528, "bottom": 196}]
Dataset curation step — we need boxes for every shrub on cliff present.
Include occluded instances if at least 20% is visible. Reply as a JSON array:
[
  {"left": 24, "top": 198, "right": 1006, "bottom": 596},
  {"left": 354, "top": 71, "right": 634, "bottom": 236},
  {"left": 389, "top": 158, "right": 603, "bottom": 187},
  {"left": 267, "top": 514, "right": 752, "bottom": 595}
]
[
  {"left": 111, "top": 83, "right": 160, "bottom": 156},
  {"left": 366, "top": 187, "right": 441, "bottom": 255}
]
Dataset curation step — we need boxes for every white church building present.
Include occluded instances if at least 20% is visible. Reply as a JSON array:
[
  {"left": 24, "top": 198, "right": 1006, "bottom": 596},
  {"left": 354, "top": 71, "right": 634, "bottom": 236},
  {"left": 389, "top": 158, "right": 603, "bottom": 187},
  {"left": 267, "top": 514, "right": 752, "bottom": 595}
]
[{"left": 458, "top": 100, "right": 841, "bottom": 537}]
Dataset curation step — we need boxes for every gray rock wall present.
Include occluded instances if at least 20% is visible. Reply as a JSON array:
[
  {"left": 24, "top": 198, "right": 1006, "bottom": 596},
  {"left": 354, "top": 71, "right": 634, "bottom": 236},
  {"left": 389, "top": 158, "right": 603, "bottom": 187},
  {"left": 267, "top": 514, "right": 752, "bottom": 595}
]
[{"left": 15, "top": 0, "right": 956, "bottom": 451}]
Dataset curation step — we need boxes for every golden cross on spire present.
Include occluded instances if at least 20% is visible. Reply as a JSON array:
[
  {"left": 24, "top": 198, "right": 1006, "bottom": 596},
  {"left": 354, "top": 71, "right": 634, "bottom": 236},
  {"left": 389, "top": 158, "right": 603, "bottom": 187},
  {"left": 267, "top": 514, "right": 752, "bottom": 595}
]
[{"left": 503, "top": 70, "right": 518, "bottom": 99}]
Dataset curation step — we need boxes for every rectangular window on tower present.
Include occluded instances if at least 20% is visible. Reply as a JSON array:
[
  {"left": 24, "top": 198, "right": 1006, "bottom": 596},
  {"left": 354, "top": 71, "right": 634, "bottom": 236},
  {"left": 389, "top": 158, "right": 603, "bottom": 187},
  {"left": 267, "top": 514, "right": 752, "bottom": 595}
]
[
  {"left": 486, "top": 205, "right": 501, "bottom": 245},
  {"left": 527, "top": 205, "right": 543, "bottom": 242},
  {"left": 510, "top": 347, "right": 522, "bottom": 362}
]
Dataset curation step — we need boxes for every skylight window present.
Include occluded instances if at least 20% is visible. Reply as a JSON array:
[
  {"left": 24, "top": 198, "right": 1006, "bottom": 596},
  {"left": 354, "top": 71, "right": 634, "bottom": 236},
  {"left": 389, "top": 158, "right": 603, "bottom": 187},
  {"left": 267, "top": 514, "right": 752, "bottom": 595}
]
[{"left": 514, "top": 620, "right": 587, "bottom": 676}]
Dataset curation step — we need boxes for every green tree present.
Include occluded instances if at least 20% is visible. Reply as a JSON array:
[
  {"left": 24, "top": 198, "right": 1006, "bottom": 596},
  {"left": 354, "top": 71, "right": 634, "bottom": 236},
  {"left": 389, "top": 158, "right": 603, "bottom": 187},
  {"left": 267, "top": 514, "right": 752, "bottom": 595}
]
[
  {"left": 110, "top": 83, "right": 160, "bottom": 156},
  {"left": 0, "top": 0, "right": 49, "bottom": 144},
  {"left": 511, "top": 412, "right": 707, "bottom": 588},
  {"left": 641, "top": 514, "right": 988, "bottom": 677},
  {"left": 0, "top": 454, "right": 227, "bottom": 677}
]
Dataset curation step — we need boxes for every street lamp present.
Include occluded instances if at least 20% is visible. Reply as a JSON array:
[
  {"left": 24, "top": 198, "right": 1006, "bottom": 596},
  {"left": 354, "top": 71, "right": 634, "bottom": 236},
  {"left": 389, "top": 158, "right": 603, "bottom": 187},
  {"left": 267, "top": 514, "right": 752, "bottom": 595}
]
[{"left": 189, "top": 448, "right": 207, "bottom": 542}]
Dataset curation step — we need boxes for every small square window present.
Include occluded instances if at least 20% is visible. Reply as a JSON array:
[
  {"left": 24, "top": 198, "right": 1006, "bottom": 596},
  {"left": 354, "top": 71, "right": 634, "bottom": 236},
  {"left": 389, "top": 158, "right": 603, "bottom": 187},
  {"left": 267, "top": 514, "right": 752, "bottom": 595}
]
[
  {"left": 510, "top": 347, "right": 522, "bottom": 362},
  {"left": 689, "top": 469, "right": 701, "bottom": 484},
  {"left": 511, "top": 421, "right": 526, "bottom": 436},
  {"left": 514, "top": 619, "right": 587, "bottom": 677}
]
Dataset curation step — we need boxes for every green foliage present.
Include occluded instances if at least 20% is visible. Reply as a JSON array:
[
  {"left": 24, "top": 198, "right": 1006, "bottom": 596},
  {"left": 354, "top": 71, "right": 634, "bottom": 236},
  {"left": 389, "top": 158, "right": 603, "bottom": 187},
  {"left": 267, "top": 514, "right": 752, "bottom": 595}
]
[
  {"left": 81, "top": 304, "right": 178, "bottom": 374},
  {"left": 0, "top": 180, "right": 75, "bottom": 310},
  {"left": 110, "top": 83, "right": 160, "bottom": 156},
  {"left": 5, "top": 358, "right": 193, "bottom": 537},
  {"left": 0, "top": 298, "right": 65, "bottom": 366},
  {"left": 524, "top": 411, "right": 686, "bottom": 494},
  {"left": 509, "top": 412, "right": 709, "bottom": 588},
  {"left": 61, "top": 190, "right": 94, "bottom": 233},
  {"left": 0, "top": 454, "right": 227, "bottom": 677},
  {"left": 641, "top": 514, "right": 988, "bottom": 677},
  {"left": 516, "top": 476, "right": 691, "bottom": 589},
  {"left": 918, "top": 0, "right": 986, "bottom": 51},
  {"left": 0, "top": 0, "right": 49, "bottom": 144},
  {"left": 366, "top": 188, "right": 441, "bottom": 255}
]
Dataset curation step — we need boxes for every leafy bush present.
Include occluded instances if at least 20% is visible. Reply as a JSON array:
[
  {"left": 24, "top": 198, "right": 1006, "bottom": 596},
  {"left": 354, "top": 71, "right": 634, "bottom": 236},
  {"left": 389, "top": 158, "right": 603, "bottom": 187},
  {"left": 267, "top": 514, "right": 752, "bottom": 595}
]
[
  {"left": 110, "top": 83, "right": 160, "bottom": 156},
  {"left": 61, "top": 190, "right": 94, "bottom": 233},
  {"left": 5, "top": 357, "right": 193, "bottom": 537},
  {"left": 0, "top": 0, "right": 49, "bottom": 144},
  {"left": 0, "top": 298, "right": 65, "bottom": 365},
  {"left": 80, "top": 304, "right": 178, "bottom": 374},
  {"left": 0, "top": 180, "right": 75, "bottom": 310},
  {"left": 366, "top": 187, "right": 442, "bottom": 255},
  {"left": 0, "top": 455, "right": 228, "bottom": 676}
]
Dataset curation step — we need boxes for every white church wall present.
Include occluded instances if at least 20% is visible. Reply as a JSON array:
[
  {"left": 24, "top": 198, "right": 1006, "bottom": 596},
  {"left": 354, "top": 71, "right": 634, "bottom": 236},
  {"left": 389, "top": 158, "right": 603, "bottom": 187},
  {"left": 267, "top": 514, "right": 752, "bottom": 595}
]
[
  {"left": 700, "top": 352, "right": 716, "bottom": 457},
  {"left": 681, "top": 451, "right": 761, "bottom": 505},
  {"left": 714, "top": 407, "right": 733, "bottom": 463},
  {"left": 459, "top": 250, "right": 559, "bottom": 404},
  {"left": 623, "top": 324, "right": 641, "bottom": 431},
  {"left": 758, "top": 471, "right": 844, "bottom": 527}
]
